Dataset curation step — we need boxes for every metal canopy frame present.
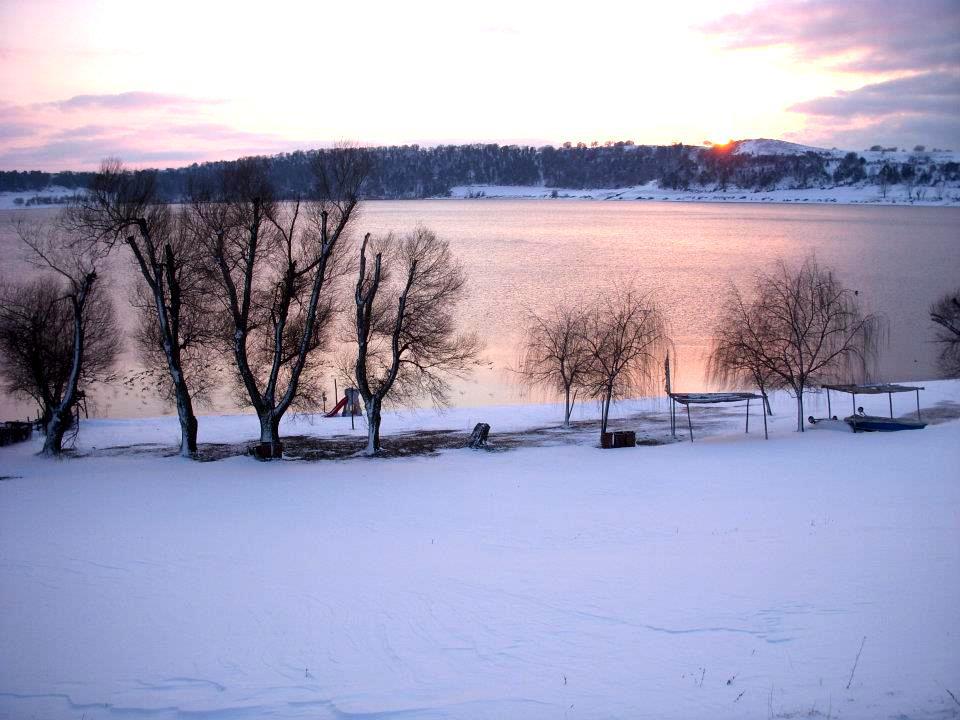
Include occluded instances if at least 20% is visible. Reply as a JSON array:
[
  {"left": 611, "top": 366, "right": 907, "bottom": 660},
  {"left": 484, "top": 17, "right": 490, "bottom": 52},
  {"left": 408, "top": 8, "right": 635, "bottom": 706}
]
[
  {"left": 821, "top": 383, "right": 925, "bottom": 421},
  {"left": 668, "top": 392, "right": 768, "bottom": 442}
]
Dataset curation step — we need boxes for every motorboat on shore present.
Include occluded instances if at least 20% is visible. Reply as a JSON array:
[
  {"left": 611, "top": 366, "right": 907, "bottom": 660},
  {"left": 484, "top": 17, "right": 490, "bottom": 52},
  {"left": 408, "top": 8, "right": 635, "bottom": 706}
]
[
  {"left": 821, "top": 383, "right": 928, "bottom": 433},
  {"left": 844, "top": 414, "right": 927, "bottom": 432}
]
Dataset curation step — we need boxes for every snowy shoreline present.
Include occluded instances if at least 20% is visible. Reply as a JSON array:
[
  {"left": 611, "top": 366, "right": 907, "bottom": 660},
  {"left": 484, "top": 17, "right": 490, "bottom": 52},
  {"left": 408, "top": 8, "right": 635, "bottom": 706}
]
[
  {"left": 3, "top": 183, "right": 960, "bottom": 211},
  {"left": 447, "top": 183, "right": 960, "bottom": 207}
]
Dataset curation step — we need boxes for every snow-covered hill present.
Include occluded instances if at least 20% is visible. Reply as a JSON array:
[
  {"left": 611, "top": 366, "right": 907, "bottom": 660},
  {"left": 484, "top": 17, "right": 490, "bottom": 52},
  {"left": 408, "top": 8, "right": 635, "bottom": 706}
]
[{"left": 731, "top": 138, "right": 838, "bottom": 157}]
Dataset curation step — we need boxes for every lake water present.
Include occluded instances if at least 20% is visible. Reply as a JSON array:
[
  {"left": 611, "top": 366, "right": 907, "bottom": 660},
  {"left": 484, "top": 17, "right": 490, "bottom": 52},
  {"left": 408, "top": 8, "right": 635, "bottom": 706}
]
[{"left": 1, "top": 200, "right": 958, "bottom": 420}]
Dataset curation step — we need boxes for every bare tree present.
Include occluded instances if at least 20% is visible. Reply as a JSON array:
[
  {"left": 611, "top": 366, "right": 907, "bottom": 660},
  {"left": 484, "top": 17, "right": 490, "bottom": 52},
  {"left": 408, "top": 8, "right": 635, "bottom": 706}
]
[
  {"left": 127, "top": 211, "right": 222, "bottom": 408},
  {"left": 516, "top": 303, "right": 591, "bottom": 426},
  {"left": 581, "top": 287, "right": 669, "bottom": 435},
  {"left": 930, "top": 288, "right": 960, "bottom": 377},
  {"left": 12, "top": 220, "right": 118, "bottom": 455},
  {"left": 707, "top": 285, "right": 775, "bottom": 415},
  {"left": 191, "top": 150, "right": 367, "bottom": 457},
  {"left": 723, "top": 258, "right": 883, "bottom": 431},
  {"left": 0, "top": 274, "right": 117, "bottom": 432},
  {"left": 68, "top": 160, "right": 213, "bottom": 457},
  {"left": 354, "top": 227, "right": 483, "bottom": 455}
]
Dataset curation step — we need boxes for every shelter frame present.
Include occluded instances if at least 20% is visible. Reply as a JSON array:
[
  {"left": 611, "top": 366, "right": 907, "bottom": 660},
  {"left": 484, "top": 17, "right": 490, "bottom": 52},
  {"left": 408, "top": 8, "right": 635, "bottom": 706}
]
[
  {"left": 668, "top": 392, "right": 768, "bottom": 442},
  {"left": 821, "top": 383, "right": 924, "bottom": 421}
]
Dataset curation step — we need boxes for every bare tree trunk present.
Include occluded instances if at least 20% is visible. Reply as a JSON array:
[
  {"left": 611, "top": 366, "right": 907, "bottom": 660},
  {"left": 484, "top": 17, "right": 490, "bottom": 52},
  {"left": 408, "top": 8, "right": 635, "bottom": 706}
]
[
  {"left": 42, "top": 406, "right": 71, "bottom": 456},
  {"left": 600, "top": 384, "right": 613, "bottom": 434},
  {"left": 41, "top": 282, "right": 91, "bottom": 456},
  {"left": 796, "top": 385, "right": 805, "bottom": 432},
  {"left": 39, "top": 406, "right": 53, "bottom": 434},
  {"left": 128, "top": 235, "right": 200, "bottom": 458},
  {"left": 259, "top": 412, "right": 281, "bottom": 449},
  {"left": 364, "top": 398, "right": 382, "bottom": 456},
  {"left": 171, "top": 372, "right": 198, "bottom": 456}
]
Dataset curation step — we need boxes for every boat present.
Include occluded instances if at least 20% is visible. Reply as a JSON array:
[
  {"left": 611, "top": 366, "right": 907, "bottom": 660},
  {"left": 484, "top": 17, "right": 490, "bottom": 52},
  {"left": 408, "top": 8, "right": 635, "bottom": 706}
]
[
  {"left": 844, "top": 414, "right": 927, "bottom": 432},
  {"left": 821, "top": 383, "right": 928, "bottom": 433}
]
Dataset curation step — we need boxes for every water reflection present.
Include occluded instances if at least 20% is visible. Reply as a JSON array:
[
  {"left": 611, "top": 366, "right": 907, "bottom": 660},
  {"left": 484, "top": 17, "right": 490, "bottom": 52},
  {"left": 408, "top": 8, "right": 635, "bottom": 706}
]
[{"left": 1, "top": 201, "right": 957, "bottom": 419}]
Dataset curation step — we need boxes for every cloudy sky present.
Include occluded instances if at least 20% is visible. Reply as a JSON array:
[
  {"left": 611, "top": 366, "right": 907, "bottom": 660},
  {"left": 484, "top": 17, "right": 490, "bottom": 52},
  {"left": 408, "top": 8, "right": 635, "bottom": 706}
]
[{"left": 1, "top": 0, "right": 958, "bottom": 170}]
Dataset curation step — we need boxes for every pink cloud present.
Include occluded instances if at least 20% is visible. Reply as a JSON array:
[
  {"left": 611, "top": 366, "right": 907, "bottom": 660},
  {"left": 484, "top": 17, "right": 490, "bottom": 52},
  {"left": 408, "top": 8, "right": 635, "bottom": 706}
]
[
  {"left": 46, "top": 91, "right": 222, "bottom": 112},
  {"left": 703, "top": 0, "right": 959, "bottom": 73},
  {"left": 0, "top": 92, "right": 307, "bottom": 170},
  {"left": 703, "top": 0, "right": 960, "bottom": 148}
]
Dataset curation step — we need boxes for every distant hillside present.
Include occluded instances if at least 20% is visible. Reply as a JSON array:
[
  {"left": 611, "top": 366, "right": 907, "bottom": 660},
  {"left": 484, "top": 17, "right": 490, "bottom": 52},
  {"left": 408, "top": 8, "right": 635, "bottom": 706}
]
[
  {"left": 1, "top": 139, "right": 958, "bottom": 203},
  {"left": 732, "top": 138, "right": 838, "bottom": 156}
]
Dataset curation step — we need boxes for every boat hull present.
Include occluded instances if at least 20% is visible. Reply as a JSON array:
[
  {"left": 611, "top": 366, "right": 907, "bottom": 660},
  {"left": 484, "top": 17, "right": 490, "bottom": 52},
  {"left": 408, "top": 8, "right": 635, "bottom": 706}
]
[{"left": 844, "top": 415, "right": 927, "bottom": 432}]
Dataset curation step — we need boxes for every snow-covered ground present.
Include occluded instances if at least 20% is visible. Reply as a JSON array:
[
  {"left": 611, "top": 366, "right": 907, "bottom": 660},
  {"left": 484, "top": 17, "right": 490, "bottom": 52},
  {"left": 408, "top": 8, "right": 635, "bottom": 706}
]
[
  {"left": 448, "top": 182, "right": 960, "bottom": 206},
  {"left": 1, "top": 383, "right": 959, "bottom": 719}
]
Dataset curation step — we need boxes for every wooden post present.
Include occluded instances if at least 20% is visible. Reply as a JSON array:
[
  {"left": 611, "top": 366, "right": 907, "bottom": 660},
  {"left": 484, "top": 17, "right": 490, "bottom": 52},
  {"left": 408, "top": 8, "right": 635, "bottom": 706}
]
[
  {"left": 888, "top": 392, "right": 893, "bottom": 419},
  {"left": 851, "top": 393, "right": 856, "bottom": 417},
  {"left": 827, "top": 388, "right": 832, "bottom": 418},
  {"left": 686, "top": 402, "right": 693, "bottom": 442},
  {"left": 334, "top": 378, "right": 338, "bottom": 410},
  {"left": 916, "top": 389, "right": 921, "bottom": 421},
  {"left": 745, "top": 398, "right": 750, "bottom": 433},
  {"left": 665, "top": 357, "right": 675, "bottom": 439},
  {"left": 762, "top": 403, "right": 768, "bottom": 439}
]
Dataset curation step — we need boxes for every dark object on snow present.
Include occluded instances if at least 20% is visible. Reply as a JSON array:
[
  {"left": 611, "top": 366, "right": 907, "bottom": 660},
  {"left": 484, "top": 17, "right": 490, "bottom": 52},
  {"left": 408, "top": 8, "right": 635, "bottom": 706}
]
[
  {"left": 251, "top": 442, "right": 284, "bottom": 460},
  {"left": 0, "top": 422, "right": 33, "bottom": 446},
  {"left": 601, "top": 430, "right": 636, "bottom": 448},
  {"left": 468, "top": 423, "right": 490, "bottom": 448},
  {"left": 844, "top": 415, "right": 927, "bottom": 432}
]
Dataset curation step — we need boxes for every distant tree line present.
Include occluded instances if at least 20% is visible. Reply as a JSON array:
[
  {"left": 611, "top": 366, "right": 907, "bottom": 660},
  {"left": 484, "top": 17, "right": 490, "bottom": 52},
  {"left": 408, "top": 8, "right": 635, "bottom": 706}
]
[{"left": 3, "top": 142, "right": 958, "bottom": 198}]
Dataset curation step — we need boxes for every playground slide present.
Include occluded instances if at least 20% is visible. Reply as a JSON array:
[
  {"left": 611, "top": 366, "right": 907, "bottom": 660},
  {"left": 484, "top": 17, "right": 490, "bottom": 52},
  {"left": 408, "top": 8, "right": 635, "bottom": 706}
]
[{"left": 324, "top": 397, "right": 348, "bottom": 418}]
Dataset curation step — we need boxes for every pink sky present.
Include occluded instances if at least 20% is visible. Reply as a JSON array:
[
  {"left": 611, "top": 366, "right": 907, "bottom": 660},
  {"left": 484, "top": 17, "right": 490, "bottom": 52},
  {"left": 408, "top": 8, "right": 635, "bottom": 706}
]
[{"left": 1, "top": 0, "right": 957, "bottom": 170}]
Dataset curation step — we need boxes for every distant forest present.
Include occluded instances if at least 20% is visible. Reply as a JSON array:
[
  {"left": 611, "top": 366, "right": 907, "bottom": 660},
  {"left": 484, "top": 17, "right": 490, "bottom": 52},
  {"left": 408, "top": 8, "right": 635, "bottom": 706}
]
[{"left": 2, "top": 142, "right": 959, "bottom": 200}]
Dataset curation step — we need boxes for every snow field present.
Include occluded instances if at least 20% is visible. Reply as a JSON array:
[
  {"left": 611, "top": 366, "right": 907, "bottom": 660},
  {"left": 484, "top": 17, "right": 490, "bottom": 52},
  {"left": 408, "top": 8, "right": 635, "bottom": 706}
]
[{"left": 0, "top": 384, "right": 958, "bottom": 719}]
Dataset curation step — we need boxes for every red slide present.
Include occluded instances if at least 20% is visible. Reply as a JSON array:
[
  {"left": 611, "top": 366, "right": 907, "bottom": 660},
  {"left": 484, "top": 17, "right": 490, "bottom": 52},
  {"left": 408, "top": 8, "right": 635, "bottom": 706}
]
[{"left": 323, "top": 397, "right": 348, "bottom": 418}]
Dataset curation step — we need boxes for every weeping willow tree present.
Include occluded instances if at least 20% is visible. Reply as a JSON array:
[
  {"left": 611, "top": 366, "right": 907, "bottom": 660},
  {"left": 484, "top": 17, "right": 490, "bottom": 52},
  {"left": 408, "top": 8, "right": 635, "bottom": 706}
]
[
  {"left": 929, "top": 288, "right": 960, "bottom": 377},
  {"left": 580, "top": 286, "right": 670, "bottom": 435},
  {"left": 516, "top": 303, "right": 592, "bottom": 427},
  {"left": 708, "top": 257, "right": 884, "bottom": 431},
  {"left": 706, "top": 283, "right": 777, "bottom": 416}
]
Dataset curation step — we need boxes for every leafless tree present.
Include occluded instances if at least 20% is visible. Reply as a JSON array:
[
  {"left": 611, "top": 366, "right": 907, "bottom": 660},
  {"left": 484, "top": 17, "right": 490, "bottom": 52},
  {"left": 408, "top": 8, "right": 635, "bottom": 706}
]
[
  {"left": 68, "top": 159, "right": 214, "bottom": 457},
  {"left": 930, "top": 288, "right": 960, "bottom": 377},
  {"left": 353, "top": 227, "right": 483, "bottom": 455},
  {"left": 10, "top": 219, "right": 118, "bottom": 455},
  {"left": 0, "top": 274, "right": 118, "bottom": 432},
  {"left": 716, "top": 257, "right": 884, "bottom": 431},
  {"left": 190, "top": 150, "right": 367, "bottom": 456},
  {"left": 126, "top": 211, "right": 223, "bottom": 408},
  {"left": 707, "top": 285, "right": 776, "bottom": 415},
  {"left": 516, "top": 303, "right": 591, "bottom": 426},
  {"left": 581, "top": 287, "right": 669, "bottom": 435}
]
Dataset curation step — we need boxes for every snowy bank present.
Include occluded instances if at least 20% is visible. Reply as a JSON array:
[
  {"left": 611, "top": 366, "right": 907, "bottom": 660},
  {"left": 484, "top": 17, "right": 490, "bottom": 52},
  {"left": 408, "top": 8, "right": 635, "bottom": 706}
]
[
  {"left": 1, "top": 384, "right": 959, "bottom": 719},
  {"left": 448, "top": 182, "right": 960, "bottom": 206}
]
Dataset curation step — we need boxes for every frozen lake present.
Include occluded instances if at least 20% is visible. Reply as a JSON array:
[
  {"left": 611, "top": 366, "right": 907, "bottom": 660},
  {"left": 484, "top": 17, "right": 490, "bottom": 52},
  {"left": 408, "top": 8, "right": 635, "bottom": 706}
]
[{"left": 1, "top": 200, "right": 958, "bottom": 420}]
